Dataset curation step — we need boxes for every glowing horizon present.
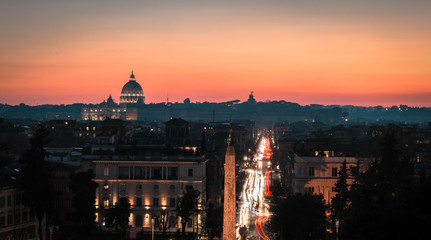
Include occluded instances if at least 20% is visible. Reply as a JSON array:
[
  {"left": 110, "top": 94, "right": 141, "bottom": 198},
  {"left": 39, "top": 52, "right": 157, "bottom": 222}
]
[{"left": 1, "top": 1, "right": 430, "bottom": 107}]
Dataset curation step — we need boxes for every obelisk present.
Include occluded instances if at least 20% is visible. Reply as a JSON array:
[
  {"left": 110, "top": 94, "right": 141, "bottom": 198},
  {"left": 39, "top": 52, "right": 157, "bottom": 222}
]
[{"left": 223, "top": 131, "right": 236, "bottom": 240}]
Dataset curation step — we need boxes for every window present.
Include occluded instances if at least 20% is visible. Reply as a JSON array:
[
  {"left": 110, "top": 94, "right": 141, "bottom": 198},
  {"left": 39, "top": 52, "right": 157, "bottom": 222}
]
[
  {"left": 136, "top": 197, "right": 142, "bottom": 207},
  {"left": 54, "top": 200, "right": 59, "bottom": 209},
  {"left": 169, "top": 198, "right": 176, "bottom": 207},
  {"left": 103, "top": 199, "right": 110, "bottom": 208},
  {"left": 153, "top": 185, "right": 159, "bottom": 191},
  {"left": 332, "top": 187, "right": 336, "bottom": 192},
  {"left": 308, "top": 187, "right": 314, "bottom": 193},
  {"left": 153, "top": 198, "right": 159, "bottom": 207},
  {"left": 332, "top": 168, "right": 338, "bottom": 177},
  {"left": 22, "top": 212, "right": 28, "bottom": 222},
  {"left": 188, "top": 168, "right": 194, "bottom": 177},
  {"left": 169, "top": 216, "right": 176, "bottom": 227},
  {"left": 119, "top": 167, "right": 129, "bottom": 179},
  {"left": 14, "top": 213, "right": 21, "bottom": 224},
  {"left": 7, "top": 195, "right": 11, "bottom": 207},
  {"left": 15, "top": 193, "right": 22, "bottom": 205},
  {"left": 309, "top": 167, "right": 315, "bottom": 177},
  {"left": 137, "top": 184, "right": 142, "bottom": 191},
  {"left": 152, "top": 167, "right": 162, "bottom": 179},
  {"left": 54, "top": 184, "right": 60, "bottom": 192},
  {"left": 135, "top": 167, "right": 145, "bottom": 179},
  {"left": 135, "top": 215, "right": 143, "bottom": 227},
  {"left": 170, "top": 185, "right": 176, "bottom": 191},
  {"left": 67, "top": 199, "right": 71, "bottom": 208},
  {"left": 7, "top": 214, "right": 12, "bottom": 226},
  {"left": 120, "top": 183, "right": 127, "bottom": 191},
  {"left": 103, "top": 167, "right": 109, "bottom": 177},
  {"left": 0, "top": 197, "right": 5, "bottom": 208},
  {"left": 168, "top": 167, "right": 178, "bottom": 180}
]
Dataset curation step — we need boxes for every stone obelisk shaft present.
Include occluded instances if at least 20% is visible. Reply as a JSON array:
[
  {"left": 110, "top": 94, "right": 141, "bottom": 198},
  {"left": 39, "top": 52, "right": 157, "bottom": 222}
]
[{"left": 223, "top": 134, "right": 236, "bottom": 240}]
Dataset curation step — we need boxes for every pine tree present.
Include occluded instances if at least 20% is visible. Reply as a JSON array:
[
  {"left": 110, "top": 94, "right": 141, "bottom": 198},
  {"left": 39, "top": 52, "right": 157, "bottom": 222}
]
[
  {"left": 330, "top": 160, "right": 349, "bottom": 237},
  {"left": 20, "top": 125, "right": 53, "bottom": 240}
]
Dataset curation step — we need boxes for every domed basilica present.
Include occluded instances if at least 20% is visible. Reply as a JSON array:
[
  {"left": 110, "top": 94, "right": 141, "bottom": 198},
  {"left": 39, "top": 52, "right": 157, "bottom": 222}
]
[{"left": 120, "top": 71, "right": 145, "bottom": 104}]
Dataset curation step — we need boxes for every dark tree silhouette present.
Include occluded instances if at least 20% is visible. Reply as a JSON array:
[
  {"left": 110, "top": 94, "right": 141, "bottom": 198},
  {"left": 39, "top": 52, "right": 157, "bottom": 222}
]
[
  {"left": 341, "top": 128, "right": 431, "bottom": 239},
  {"left": 204, "top": 202, "right": 223, "bottom": 240},
  {"left": 69, "top": 171, "right": 98, "bottom": 239},
  {"left": 107, "top": 197, "right": 131, "bottom": 240},
  {"left": 159, "top": 209, "right": 170, "bottom": 236},
  {"left": 177, "top": 185, "right": 200, "bottom": 236},
  {"left": 20, "top": 125, "right": 53, "bottom": 240},
  {"left": 330, "top": 160, "right": 349, "bottom": 237},
  {"left": 271, "top": 193, "right": 327, "bottom": 240}
]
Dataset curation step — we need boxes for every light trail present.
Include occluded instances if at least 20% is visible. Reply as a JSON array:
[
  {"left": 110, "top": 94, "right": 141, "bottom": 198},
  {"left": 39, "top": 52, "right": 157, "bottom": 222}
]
[{"left": 237, "top": 136, "right": 273, "bottom": 240}]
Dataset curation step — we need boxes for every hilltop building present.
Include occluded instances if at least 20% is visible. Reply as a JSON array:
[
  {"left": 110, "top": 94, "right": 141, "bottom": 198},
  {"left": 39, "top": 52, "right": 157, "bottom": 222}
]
[
  {"left": 120, "top": 71, "right": 145, "bottom": 105},
  {"left": 81, "top": 96, "right": 126, "bottom": 121}
]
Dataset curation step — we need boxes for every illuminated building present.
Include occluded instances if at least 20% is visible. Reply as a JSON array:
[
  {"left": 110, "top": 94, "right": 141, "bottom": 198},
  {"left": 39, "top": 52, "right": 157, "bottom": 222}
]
[
  {"left": 292, "top": 154, "right": 370, "bottom": 203},
  {"left": 0, "top": 168, "right": 39, "bottom": 240},
  {"left": 82, "top": 95, "right": 125, "bottom": 121},
  {"left": 91, "top": 146, "right": 207, "bottom": 238},
  {"left": 120, "top": 71, "right": 144, "bottom": 104}
]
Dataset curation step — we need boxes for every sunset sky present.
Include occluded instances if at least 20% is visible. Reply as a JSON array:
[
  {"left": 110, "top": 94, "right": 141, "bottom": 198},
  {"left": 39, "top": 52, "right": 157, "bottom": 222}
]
[{"left": 1, "top": 0, "right": 430, "bottom": 106}]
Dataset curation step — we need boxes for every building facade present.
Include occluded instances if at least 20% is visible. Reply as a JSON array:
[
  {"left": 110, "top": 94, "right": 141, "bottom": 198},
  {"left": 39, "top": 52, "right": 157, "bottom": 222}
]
[
  {"left": 0, "top": 169, "right": 39, "bottom": 240},
  {"left": 91, "top": 153, "right": 207, "bottom": 238},
  {"left": 292, "top": 155, "right": 370, "bottom": 204}
]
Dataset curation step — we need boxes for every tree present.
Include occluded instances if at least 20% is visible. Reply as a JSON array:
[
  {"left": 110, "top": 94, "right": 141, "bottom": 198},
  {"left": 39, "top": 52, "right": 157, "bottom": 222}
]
[
  {"left": 20, "top": 125, "right": 53, "bottom": 240},
  {"left": 177, "top": 185, "right": 200, "bottom": 236},
  {"left": 107, "top": 197, "right": 131, "bottom": 240},
  {"left": 159, "top": 209, "right": 170, "bottom": 236},
  {"left": 330, "top": 160, "right": 349, "bottom": 237},
  {"left": 271, "top": 193, "right": 327, "bottom": 240},
  {"left": 342, "top": 127, "right": 429, "bottom": 239},
  {"left": 69, "top": 171, "right": 98, "bottom": 239},
  {"left": 204, "top": 202, "right": 223, "bottom": 240}
]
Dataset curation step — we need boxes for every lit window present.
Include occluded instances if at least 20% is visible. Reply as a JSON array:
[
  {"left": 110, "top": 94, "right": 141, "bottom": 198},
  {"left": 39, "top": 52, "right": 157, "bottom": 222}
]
[
  {"left": 104, "top": 167, "right": 109, "bottom": 177},
  {"left": 104, "top": 199, "right": 110, "bottom": 208}
]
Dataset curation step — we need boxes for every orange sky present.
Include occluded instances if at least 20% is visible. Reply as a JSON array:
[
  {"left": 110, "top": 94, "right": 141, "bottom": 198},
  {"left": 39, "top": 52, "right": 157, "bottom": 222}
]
[{"left": 1, "top": 0, "right": 430, "bottom": 106}]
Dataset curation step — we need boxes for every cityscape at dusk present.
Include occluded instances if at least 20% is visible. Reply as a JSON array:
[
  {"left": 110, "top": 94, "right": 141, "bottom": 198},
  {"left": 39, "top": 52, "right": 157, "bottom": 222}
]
[
  {"left": 1, "top": 1, "right": 431, "bottom": 240},
  {"left": 1, "top": 0, "right": 431, "bottom": 106}
]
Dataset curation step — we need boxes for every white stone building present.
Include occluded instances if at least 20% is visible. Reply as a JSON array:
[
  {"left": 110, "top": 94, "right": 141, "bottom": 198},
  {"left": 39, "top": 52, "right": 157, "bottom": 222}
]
[{"left": 92, "top": 154, "right": 207, "bottom": 238}]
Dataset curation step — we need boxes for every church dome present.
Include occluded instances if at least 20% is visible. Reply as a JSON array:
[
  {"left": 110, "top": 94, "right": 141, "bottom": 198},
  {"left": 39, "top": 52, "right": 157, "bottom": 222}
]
[{"left": 120, "top": 71, "right": 145, "bottom": 104}]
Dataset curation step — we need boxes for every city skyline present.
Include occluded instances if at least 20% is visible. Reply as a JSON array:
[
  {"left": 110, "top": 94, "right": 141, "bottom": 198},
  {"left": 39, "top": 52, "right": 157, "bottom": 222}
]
[{"left": 1, "top": 0, "right": 430, "bottom": 107}]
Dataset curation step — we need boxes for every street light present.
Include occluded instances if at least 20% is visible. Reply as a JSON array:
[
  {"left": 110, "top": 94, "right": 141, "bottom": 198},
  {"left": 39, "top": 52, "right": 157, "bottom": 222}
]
[
  {"left": 152, "top": 218, "right": 156, "bottom": 240},
  {"left": 335, "top": 219, "right": 340, "bottom": 240}
]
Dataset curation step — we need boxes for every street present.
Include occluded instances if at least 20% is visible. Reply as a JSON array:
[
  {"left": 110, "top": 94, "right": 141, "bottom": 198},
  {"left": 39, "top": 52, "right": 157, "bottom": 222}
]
[{"left": 237, "top": 136, "right": 273, "bottom": 240}]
